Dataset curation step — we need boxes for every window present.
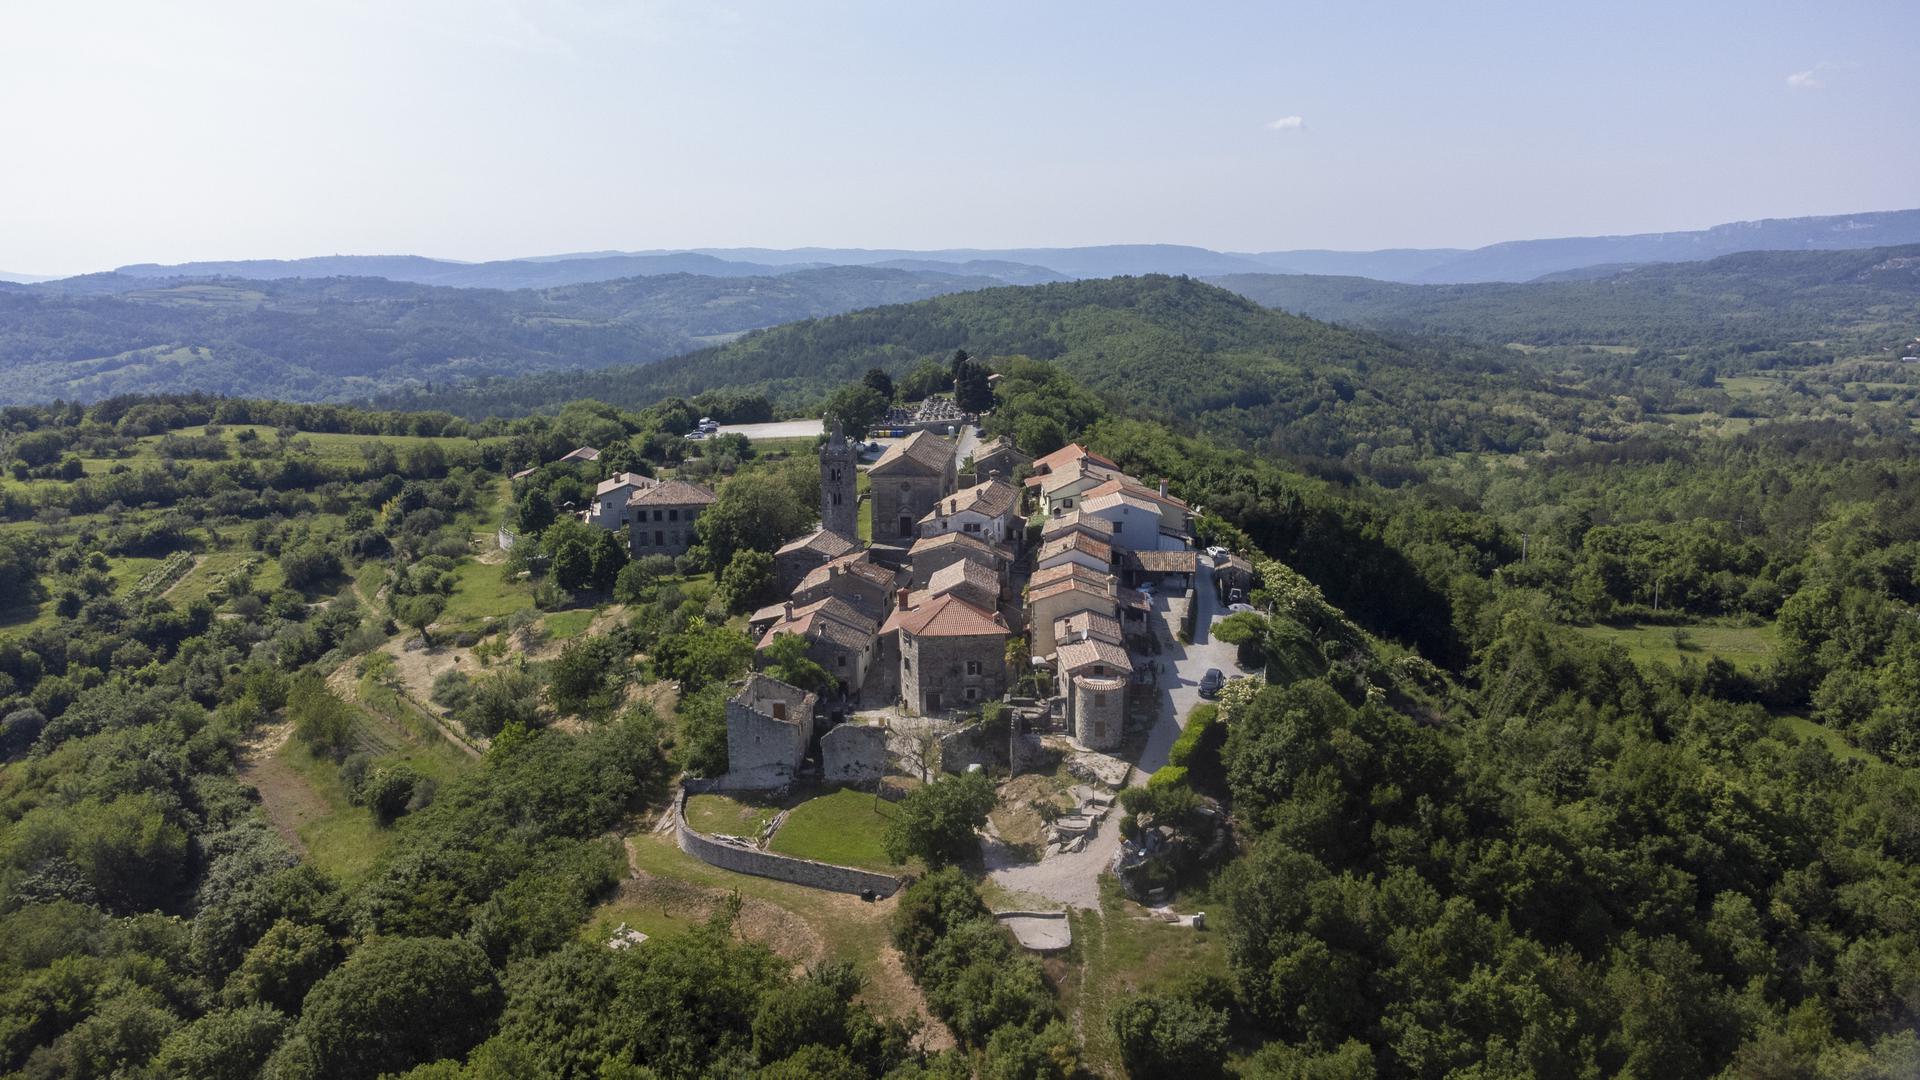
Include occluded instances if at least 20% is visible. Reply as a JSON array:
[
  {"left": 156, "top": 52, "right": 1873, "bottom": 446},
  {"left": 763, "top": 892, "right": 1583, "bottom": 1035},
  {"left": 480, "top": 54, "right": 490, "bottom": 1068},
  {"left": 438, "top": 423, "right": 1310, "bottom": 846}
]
[
  {"left": 771, "top": 702, "right": 786, "bottom": 721},
  {"left": 1112, "top": 520, "right": 1123, "bottom": 534},
  {"left": 668, "top": 509, "right": 679, "bottom": 522},
  {"left": 965, "top": 522, "right": 980, "bottom": 533},
  {"left": 654, "top": 531, "right": 664, "bottom": 546},
  {"left": 965, "top": 688, "right": 979, "bottom": 702},
  {"left": 898, "top": 482, "right": 910, "bottom": 492},
  {"left": 652, "top": 509, "right": 664, "bottom": 522},
  {"left": 837, "top": 655, "right": 847, "bottom": 668},
  {"left": 927, "top": 691, "right": 941, "bottom": 711},
  {"left": 965, "top": 660, "right": 982, "bottom": 676},
  {"left": 1095, "top": 692, "right": 1108, "bottom": 706}
]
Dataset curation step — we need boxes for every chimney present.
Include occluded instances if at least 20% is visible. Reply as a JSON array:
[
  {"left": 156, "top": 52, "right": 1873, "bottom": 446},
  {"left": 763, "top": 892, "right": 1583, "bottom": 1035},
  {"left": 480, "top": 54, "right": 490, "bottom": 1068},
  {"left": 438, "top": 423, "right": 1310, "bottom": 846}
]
[
  {"left": 1159, "top": 477, "right": 1168, "bottom": 497},
  {"left": 896, "top": 587, "right": 911, "bottom": 609},
  {"left": 783, "top": 601, "right": 793, "bottom": 619}
]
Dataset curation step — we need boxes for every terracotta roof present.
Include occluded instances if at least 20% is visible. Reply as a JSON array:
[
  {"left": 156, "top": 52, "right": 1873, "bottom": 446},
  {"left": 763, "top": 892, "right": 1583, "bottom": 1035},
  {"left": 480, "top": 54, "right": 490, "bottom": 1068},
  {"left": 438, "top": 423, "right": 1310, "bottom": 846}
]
[
  {"left": 1037, "top": 532, "right": 1113, "bottom": 567},
  {"left": 1029, "top": 562, "right": 1112, "bottom": 593},
  {"left": 1221, "top": 553, "right": 1254, "bottom": 574},
  {"left": 1028, "top": 443, "right": 1117, "bottom": 477},
  {"left": 1053, "top": 610, "right": 1124, "bottom": 646},
  {"left": 776, "top": 528, "right": 860, "bottom": 558},
  {"left": 909, "top": 531, "right": 1011, "bottom": 562},
  {"left": 880, "top": 592, "right": 1009, "bottom": 639},
  {"left": 1081, "top": 489, "right": 1161, "bottom": 516},
  {"left": 1028, "top": 578, "right": 1116, "bottom": 610},
  {"left": 630, "top": 479, "right": 716, "bottom": 506},
  {"left": 870, "top": 430, "right": 956, "bottom": 475},
  {"left": 731, "top": 673, "right": 817, "bottom": 725},
  {"left": 1081, "top": 476, "right": 1190, "bottom": 511},
  {"left": 1126, "top": 549, "right": 1198, "bottom": 574},
  {"left": 1033, "top": 459, "right": 1122, "bottom": 495},
  {"left": 1055, "top": 638, "right": 1133, "bottom": 675},
  {"left": 921, "top": 478, "right": 1019, "bottom": 522},
  {"left": 926, "top": 558, "right": 1000, "bottom": 600},
  {"left": 595, "top": 472, "right": 655, "bottom": 497},
  {"left": 797, "top": 552, "right": 896, "bottom": 594},
  {"left": 748, "top": 601, "right": 791, "bottom": 625},
  {"left": 758, "top": 596, "right": 876, "bottom": 652},
  {"left": 1072, "top": 672, "right": 1129, "bottom": 691},
  {"left": 510, "top": 467, "right": 536, "bottom": 480},
  {"left": 557, "top": 446, "right": 601, "bottom": 463},
  {"left": 1041, "top": 511, "right": 1114, "bottom": 539},
  {"left": 972, "top": 437, "right": 1030, "bottom": 464}
]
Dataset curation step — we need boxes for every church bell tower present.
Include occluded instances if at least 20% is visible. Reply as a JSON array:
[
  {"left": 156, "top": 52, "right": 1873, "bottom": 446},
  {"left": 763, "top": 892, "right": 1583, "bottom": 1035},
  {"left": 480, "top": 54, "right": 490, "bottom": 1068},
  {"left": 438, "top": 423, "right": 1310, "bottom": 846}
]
[{"left": 820, "top": 420, "right": 859, "bottom": 538}]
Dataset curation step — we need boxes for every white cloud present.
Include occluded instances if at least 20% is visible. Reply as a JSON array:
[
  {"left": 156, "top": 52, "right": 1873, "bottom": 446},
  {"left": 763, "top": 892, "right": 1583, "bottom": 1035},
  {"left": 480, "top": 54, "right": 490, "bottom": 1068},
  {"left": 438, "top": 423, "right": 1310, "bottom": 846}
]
[
  {"left": 1786, "top": 69, "right": 1824, "bottom": 91},
  {"left": 1265, "top": 115, "right": 1305, "bottom": 131}
]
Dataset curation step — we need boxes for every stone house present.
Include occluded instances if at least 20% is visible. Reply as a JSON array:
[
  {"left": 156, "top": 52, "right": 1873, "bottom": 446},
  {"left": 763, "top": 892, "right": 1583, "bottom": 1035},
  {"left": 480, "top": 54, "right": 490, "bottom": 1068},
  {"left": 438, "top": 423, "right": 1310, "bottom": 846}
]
[
  {"left": 556, "top": 446, "right": 601, "bottom": 464},
  {"left": 970, "top": 437, "right": 1032, "bottom": 484},
  {"left": 791, "top": 552, "right": 897, "bottom": 624},
  {"left": 882, "top": 593, "right": 1010, "bottom": 715},
  {"left": 723, "top": 674, "right": 815, "bottom": 790},
  {"left": 1069, "top": 673, "right": 1128, "bottom": 751},
  {"left": 1025, "top": 443, "right": 1119, "bottom": 482},
  {"left": 1214, "top": 553, "right": 1255, "bottom": 600},
  {"left": 1027, "top": 576, "right": 1117, "bottom": 657},
  {"left": 1039, "top": 511, "right": 1115, "bottom": 556},
  {"left": 917, "top": 475, "right": 1021, "bottom": 546},
  {"left": 909, "top": 558, "right": 1000, "bottom": 613},
  {"left": 1053, "top": 609, "right": 1124, "bottom": 648},
  {"left": 908, "top": 531, "right": 1012, "bottom": 593},
  {"left": 1035, "top": 531, "right": 1113, "bottom": 577},
  {"left": 588, "top": 472, "right": 656, "bottom": 530},
  {"left": 868, "top": 430, "right": 957, "bottom": 543},
  {"left": 1080, "top": 488, "right": 1178, "bottom": 552},
  {"left": 774, "top": 528, "right": 860, "bottom": 594},
  {"left": 1081, "top": 477, "right": 1192, "bottom": 544},
  {"left": 755, "top": 596, "right": 878, "bottom": 699},
  {"left": 627, "top": 480, "right": 717, "bottom": 558},
  {"left": 1033, "top": 459, "right": 1127, "bottom": 518}
]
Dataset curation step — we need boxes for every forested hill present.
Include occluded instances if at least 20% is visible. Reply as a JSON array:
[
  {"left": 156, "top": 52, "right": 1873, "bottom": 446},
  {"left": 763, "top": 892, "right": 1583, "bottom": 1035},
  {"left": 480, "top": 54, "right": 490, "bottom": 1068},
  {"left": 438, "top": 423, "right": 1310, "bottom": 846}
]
[
  {"left": 380, "top": 275, "right": 1552, "bottom": 460},
  {"left": 0, "top": 266, "right": 999, "bottom": 404},
  {"left": 1211, "top": 243, "right": 1920, "bottom": 350}
]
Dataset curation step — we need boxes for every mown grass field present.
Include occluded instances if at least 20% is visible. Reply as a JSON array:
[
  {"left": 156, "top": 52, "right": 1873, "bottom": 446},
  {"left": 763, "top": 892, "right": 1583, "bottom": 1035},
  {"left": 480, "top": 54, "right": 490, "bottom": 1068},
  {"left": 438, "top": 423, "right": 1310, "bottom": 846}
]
[
  {"left": 439, "top": 558, "right": 532, "bottom": 627},
  {"left": 768, "top": 787, "right": 903, "bottom": 871},
  {"left": 1574, "top": 620, "right": 1776, "bottom": 672},
  {"left": 683, "top": 793, "right": 781, "bottom": 838}
]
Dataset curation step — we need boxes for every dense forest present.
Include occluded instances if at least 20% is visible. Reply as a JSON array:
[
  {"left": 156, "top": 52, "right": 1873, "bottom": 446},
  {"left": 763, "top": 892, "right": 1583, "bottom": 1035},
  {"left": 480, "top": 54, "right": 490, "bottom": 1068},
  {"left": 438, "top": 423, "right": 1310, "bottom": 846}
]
[
  {"left": 1211, "top": 244, "right": 1920, "bottom": 356},
  {"left": 0, "top": 266, "right": 999, "bottom": 403},
  {"left": 3, "top": 251, "right": 1920, "bottom": 1077}
]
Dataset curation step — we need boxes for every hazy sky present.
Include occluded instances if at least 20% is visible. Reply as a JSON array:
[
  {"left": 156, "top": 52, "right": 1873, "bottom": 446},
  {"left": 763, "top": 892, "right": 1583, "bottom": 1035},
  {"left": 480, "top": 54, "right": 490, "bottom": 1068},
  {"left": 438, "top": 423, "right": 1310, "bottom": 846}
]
[{"left": 3, "top": 0, "right": 1916, "bottom": 275}]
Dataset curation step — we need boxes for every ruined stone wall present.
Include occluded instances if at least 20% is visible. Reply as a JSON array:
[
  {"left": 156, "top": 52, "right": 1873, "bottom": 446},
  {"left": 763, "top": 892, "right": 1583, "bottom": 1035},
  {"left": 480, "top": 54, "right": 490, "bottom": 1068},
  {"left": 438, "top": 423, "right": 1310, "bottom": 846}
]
[
  {"left": 822, "top": 723, "right": 891, "bottom": 785},
  {"left": 724, "top": 697, "right": 807, "bottom": 787},
  {"left": 938, "top": 722, "right": 1007, "bottom": 775},
  {"left": 675, "top": 792, "right": 904, "bottom": 897}
]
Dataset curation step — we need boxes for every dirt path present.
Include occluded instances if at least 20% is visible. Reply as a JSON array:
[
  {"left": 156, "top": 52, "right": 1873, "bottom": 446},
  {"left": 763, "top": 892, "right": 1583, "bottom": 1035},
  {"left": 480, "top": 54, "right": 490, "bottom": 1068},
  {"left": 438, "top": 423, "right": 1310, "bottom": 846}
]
[{"left": 235, "top": 719, "right": 324, "bottom": 855}]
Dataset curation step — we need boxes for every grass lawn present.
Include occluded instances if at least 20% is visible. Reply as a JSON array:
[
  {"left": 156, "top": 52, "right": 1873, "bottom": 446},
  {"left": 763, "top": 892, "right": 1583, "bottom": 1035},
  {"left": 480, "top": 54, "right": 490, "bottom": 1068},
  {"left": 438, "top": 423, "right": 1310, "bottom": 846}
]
[
  {"left": 769, "top": 788, "right": 904, "bottom": 871},
  {"left": 607, "top": 831, "right": 908, "bottom": 1014},
  {"left": 439, "top": 558, "right": 532, "bottom": 626},
  {"left": 1066, "top": 878, "right": 1231, "bottom": 1076},
  {"left": 1575, "top": 620, "right": 1776, "bottom": 672},
  {"left": 684, "top": 793, "right": 781, "bottom": 838},
  {"left": 542, "top": 608, "right": 597, "bottom": 641},
  {"left": 1774, "top": 712, "right": 1874, "bottom": 763}
]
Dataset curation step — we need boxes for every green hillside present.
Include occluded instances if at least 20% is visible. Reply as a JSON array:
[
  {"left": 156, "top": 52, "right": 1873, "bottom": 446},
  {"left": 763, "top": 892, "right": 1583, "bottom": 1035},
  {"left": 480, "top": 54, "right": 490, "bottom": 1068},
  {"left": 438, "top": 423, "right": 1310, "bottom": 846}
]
[{"left": 385, "top": 274, "right": 1556, "bottom": 461}]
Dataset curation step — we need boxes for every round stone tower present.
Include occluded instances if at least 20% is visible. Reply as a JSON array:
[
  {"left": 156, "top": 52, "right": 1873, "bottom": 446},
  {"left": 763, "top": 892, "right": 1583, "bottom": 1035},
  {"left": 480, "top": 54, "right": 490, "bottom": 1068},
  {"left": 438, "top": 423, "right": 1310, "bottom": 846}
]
[{"left": 1072, "top": 673, "right": 1127, "bottom": 751}]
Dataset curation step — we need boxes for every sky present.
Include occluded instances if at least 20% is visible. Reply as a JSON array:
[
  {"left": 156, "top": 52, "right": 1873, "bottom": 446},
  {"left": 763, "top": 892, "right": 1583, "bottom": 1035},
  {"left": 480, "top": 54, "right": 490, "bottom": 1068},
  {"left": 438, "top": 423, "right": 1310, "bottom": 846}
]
[{"left": 2, "top": 0, "right": 1917, "bottom": 276}]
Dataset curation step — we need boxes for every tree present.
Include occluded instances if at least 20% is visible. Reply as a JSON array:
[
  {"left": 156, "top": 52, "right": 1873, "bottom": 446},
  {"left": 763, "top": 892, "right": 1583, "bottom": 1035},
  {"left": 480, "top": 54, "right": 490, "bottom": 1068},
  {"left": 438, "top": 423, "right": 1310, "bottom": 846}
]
[
  {"left": 462, "top": 663, "right": 544, "bottom": 737},
  {"left": 718, "top": 549, "right": 777, "bottom": 614},
  {"left": 652, "top": 621, "right": 755, "bottom": 694},
  {"left": 615, "top": 553, "right": 678, "bottom": 603},
  {"left": 952, "top": 354, "right": 994, "bottom": 413},
  {"left": 549, "top": 634, "right": 628, "bottom": 719},
  {"left": 884, "top": 770, "right": 996, "bottom": 866},
  {"left": 152, "top": 1006, "right": 290, "bottom": 1080},
  {"left": 822, "top": 383, "right": 889, "bottom": 437},
  {"left": 270, "top": 936, "right": 502, "bottom": 1080},
  {"left": 390, "top": 592, "right": 447, "bottom": 646},
  {"left": 863, "top": 367, "right": 895, "bottom": 401},
  {"left": 540, "top": 518, "right": 626, "bottom": 594},
  {"left": 1109, "top": 991, "right": 1229, "bottom": 1079},
  {"left": 224, "top": 919, "right": 342, "bottom": 1013},
  {"left": 696, "top": 468, "right": 817, "bottom": 566},
  {"left": 288, "top": 674, "right": 354, "bottom": 758},
  {"left": 278, "top": 542, "right": 341, "bottom": 591},
  {"left": 760, "top": 632, "right": 833, "bottom": 695}
]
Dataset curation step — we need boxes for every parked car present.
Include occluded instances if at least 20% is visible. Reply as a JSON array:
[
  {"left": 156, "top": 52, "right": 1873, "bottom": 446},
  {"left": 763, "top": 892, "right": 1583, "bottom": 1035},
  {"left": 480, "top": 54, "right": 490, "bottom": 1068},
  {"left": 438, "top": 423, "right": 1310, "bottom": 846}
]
[
  {"left": 1198, "top": 668, "right": 1225, "bottom": 698},
  {"left": 1205, "top": 545, "right": 1228, "bottom": 563},
  {"left": 1227, "top": 603, "right": 1255, "bottom": 614},
  {"left": 1229, "top": 588, "right": 1245, "bottom": 603}
]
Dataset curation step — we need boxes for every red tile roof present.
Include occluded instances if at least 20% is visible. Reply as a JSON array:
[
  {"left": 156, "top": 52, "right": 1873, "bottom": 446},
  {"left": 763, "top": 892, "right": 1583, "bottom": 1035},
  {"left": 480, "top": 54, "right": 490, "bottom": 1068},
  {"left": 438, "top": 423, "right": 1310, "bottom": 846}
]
[{"left": 880, "top": 592, "right": 1009, "bottom": 639}]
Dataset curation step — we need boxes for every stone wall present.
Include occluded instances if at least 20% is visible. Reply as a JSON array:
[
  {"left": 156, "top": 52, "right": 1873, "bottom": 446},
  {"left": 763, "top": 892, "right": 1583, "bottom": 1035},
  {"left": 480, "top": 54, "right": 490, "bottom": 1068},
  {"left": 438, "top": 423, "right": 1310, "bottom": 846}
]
[
  {"left": 939, "top": 722, "right": 1006, "bottom": 775},
  {"left": 822, "top": 723, "right": 891, "bottom": 785},
  {"left": 872, "top": 474, "right": 947, "bottom": 542},
  {"left": 724, "top": 684, "right": 810, "bottom": 789},
  {"left": 674, "top": 792, "right": 904, "bottom": 897}
]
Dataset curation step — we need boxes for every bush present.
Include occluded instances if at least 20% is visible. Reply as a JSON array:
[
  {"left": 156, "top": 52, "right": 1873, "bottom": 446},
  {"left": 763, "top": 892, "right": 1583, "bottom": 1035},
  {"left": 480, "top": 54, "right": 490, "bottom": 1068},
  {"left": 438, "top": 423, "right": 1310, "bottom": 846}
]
[
  {"left": 1110, "top": 990, "right": 1229, "bottom": 1080},
  {"left": 1147, "top": 765, "right": 1189, "bottom": 792},
  {"left": 1168, "top": 704, "right": 1218, "bottom": 767}
]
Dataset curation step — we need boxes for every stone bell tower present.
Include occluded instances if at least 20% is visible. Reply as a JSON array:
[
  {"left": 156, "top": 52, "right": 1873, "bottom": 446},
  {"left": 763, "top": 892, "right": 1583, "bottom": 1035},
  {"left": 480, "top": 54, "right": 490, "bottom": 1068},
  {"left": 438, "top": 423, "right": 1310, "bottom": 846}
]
[{"left": 820, "top": 420, "right": 859, "bottom": 538}]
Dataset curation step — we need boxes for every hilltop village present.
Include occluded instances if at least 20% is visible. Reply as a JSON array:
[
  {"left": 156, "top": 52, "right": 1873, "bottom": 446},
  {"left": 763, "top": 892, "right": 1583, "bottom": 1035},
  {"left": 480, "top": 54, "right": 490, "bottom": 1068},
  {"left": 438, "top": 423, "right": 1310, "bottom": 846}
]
[{"left": 552, "top": 399, "right": 1253, "bottom": 910}]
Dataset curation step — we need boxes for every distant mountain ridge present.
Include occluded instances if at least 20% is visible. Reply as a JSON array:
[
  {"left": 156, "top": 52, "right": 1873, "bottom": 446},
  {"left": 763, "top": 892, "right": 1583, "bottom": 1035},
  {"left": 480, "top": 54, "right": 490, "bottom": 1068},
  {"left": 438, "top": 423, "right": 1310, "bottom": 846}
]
[
  {"left": 73, "top": 206, "right": 1920, "bottom": 289},
  {"left": 0, "top": 265, "right": 1002, "bottom": 403}
]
